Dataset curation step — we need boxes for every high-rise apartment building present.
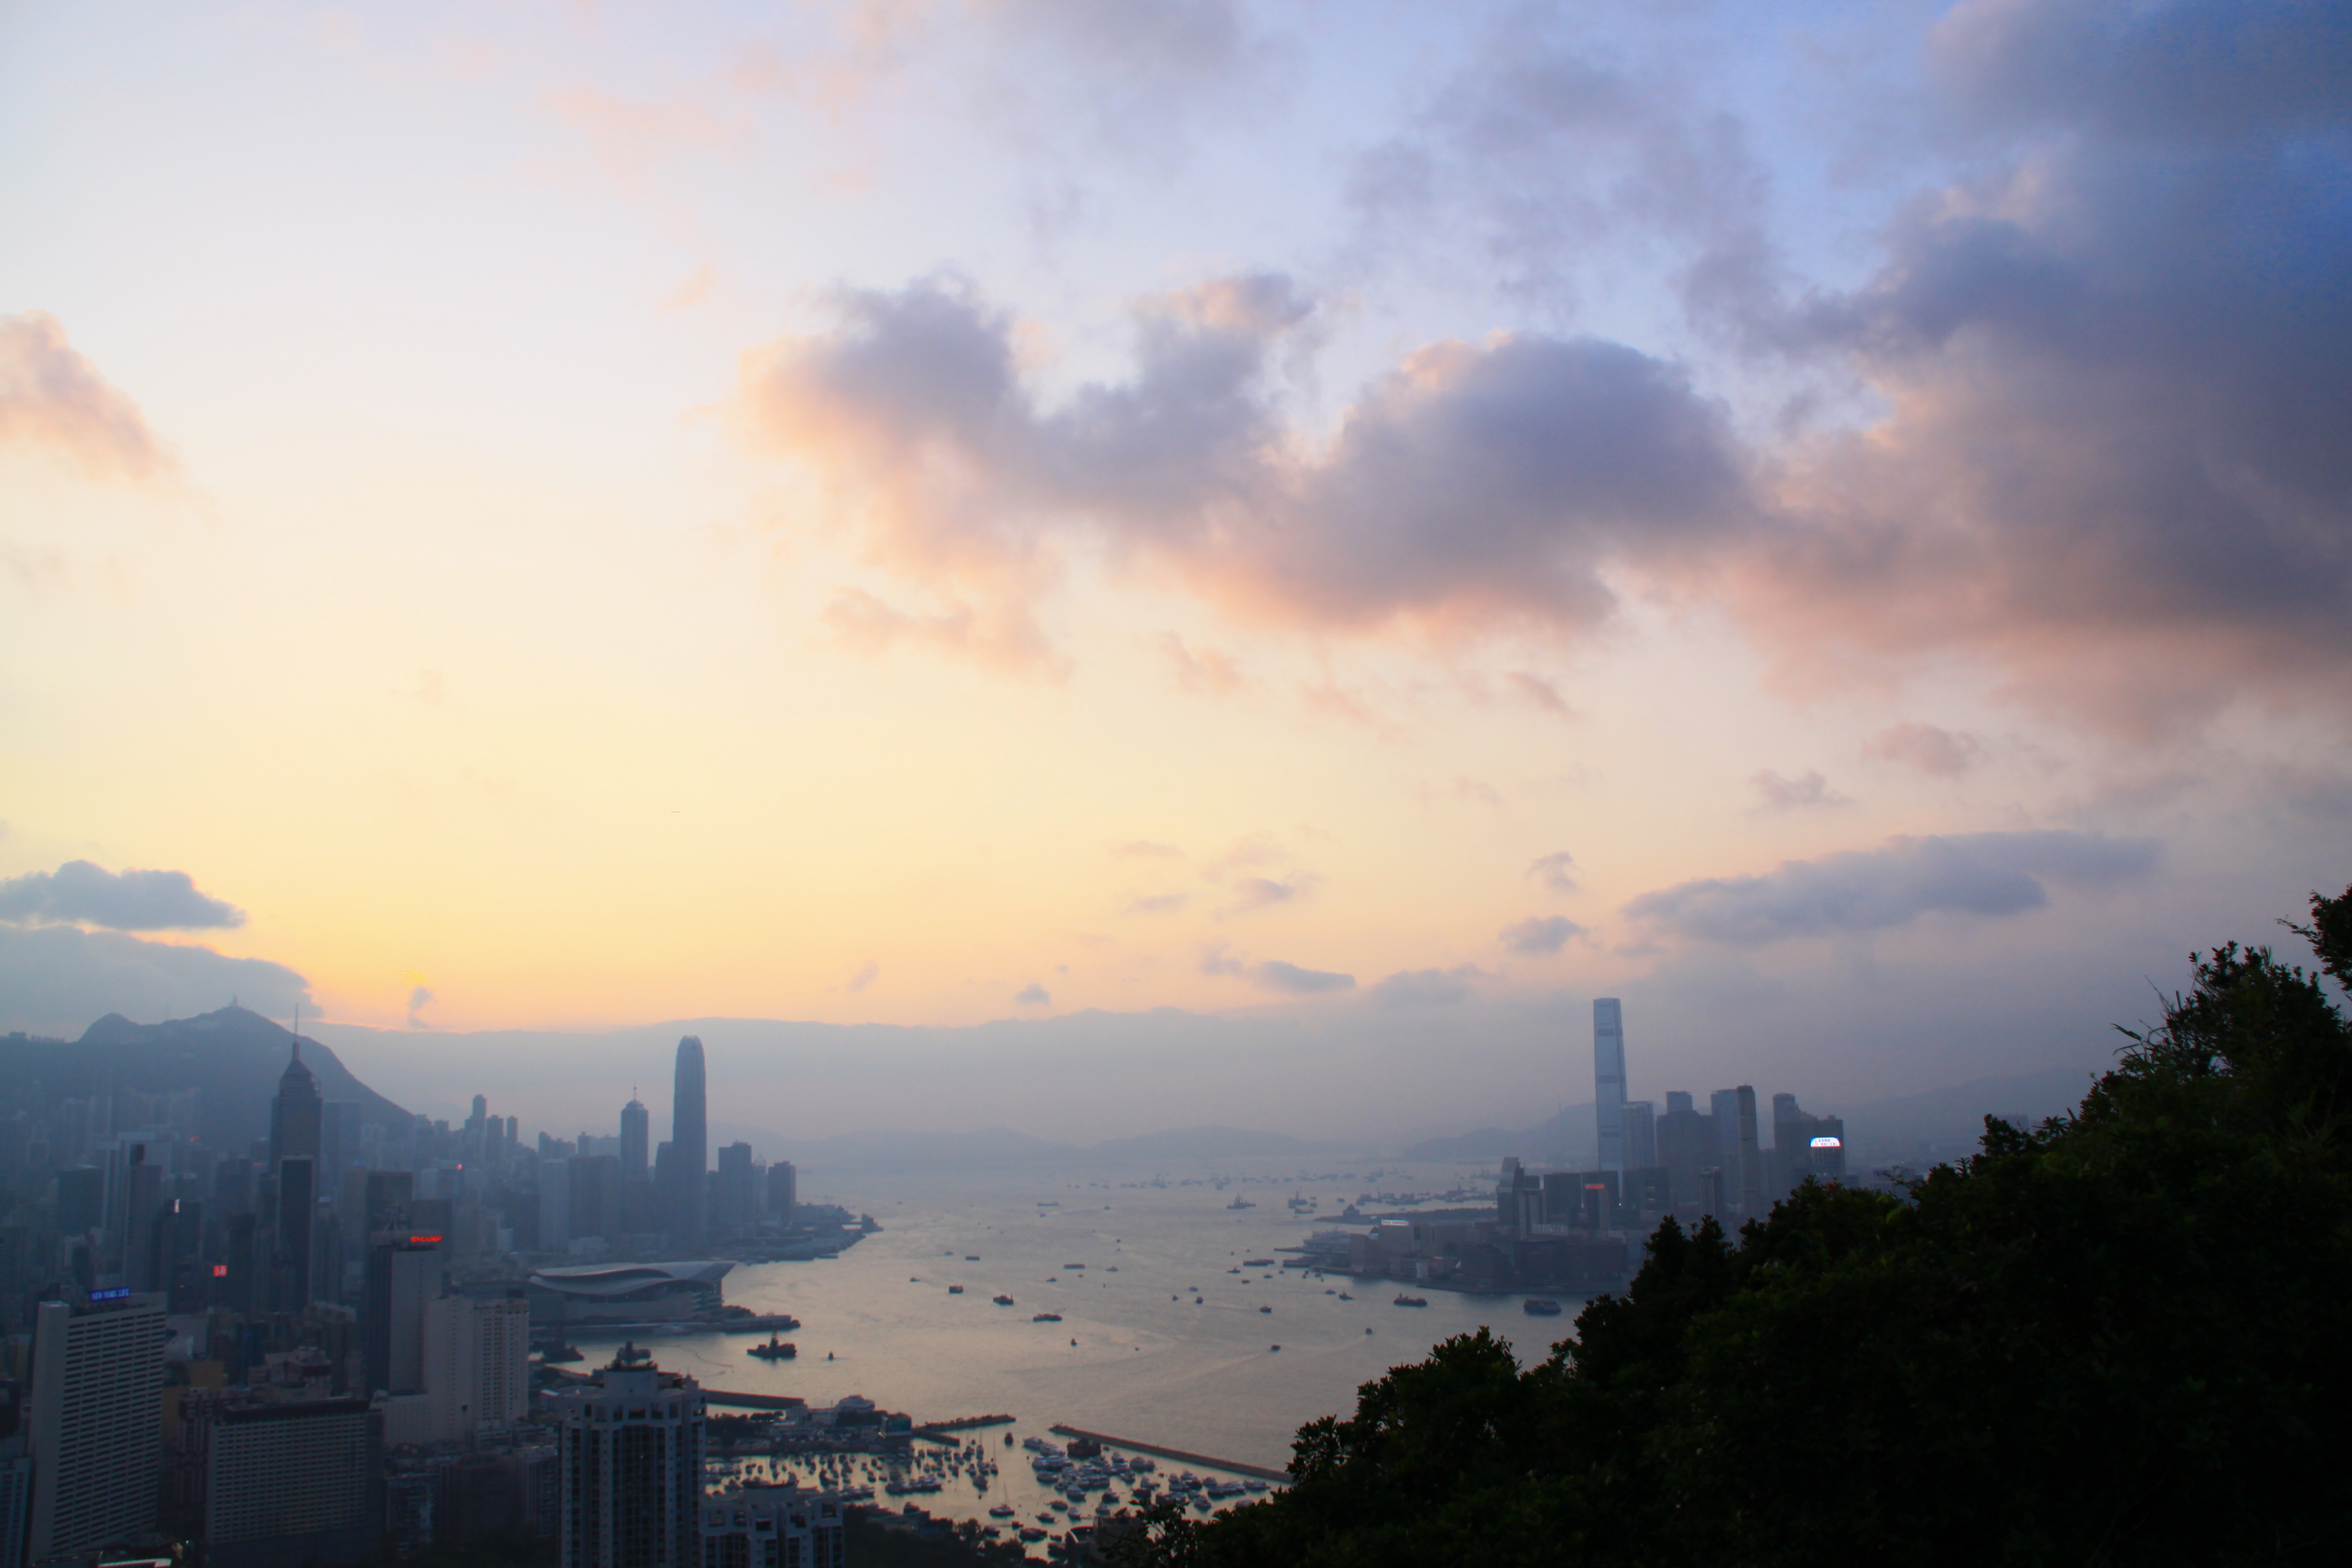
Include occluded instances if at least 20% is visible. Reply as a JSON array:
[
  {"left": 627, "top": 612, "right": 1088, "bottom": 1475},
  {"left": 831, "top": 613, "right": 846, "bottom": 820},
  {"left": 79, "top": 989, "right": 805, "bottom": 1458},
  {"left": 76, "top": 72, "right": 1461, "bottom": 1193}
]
[
  {"left": 667, "top": 1038, "right": 708, "bottom": 1243},
  {"left": 1620, "top": 1101, "right": 1657, "bottom": 1169},
  {"left": 765, "top": 1162, "right": 796, "bottom": 1225},
  {"left": 699, "top": 1486, "right": 844, "bottom": 1568},
  {"left": 1656, "top": 1091, "right": 1719, "bottom": 1215},
  {"left": 1593, "top": 999, "right": 1627, "bottom": 1171},
  {"left": 714, "top": 1144, "right": 756, "bottom": 1231},
  {"left": 26, "top": 1290, "right": 167, "bottom": 1559},
  {"left": 203, "top": 1398, "right": 379, "bottom": 1567},
  {"left": 424, "top": 1294, "right": 532, "bottom": 1443},
  {"left": 555, "top": 1354, "right": 706, "bottom": 1568}
]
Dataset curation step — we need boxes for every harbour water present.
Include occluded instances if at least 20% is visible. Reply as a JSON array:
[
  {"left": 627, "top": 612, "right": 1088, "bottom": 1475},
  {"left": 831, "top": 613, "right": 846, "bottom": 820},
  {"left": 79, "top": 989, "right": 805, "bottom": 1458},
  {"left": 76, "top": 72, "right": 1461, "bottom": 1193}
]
[{"left": 569, "top": 1159, "right": 1595, "bottom": 1538}]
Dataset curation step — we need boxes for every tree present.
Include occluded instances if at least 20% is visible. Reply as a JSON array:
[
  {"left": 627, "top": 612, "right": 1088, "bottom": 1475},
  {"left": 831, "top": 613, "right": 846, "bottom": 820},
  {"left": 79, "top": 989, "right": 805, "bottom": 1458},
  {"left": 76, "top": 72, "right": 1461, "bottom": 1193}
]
[{"left": 1117, "top": 885, "right": 2352, "bottom": 1568}]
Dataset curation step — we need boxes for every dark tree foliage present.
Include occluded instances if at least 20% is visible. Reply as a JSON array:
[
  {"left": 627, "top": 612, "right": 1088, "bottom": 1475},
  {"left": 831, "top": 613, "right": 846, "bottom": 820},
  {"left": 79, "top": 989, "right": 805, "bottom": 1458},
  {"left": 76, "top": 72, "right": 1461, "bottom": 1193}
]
[{"left": 1116, "top": 886, "right": 2352, "bottom": 1568}]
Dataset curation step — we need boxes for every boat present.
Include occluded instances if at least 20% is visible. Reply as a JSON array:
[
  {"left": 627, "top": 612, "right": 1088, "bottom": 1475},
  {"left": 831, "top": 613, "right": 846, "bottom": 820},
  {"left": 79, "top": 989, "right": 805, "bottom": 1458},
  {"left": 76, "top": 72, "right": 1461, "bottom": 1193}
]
[
  {"left": 1063, "top": 1263, "right": 1085, "bottom": 1270},
  {"left": 989, "top": 1506, "right": 1016, "bottom": 1519},
  {"left": 1241, "top": 1258, "right": 1274, "bottom": 1267},
  {"left": 1269, "top": 1344, "right": 1281, "bottom": 1352},
  {"left": 1033, "top": 1312, "right": 1064, "bottom": 1322},
  {"left": 746, "top": 1335, "right": 797, "bottom": 1360},
  {"left": 967, "top": 1255, "right": 981, "bottom": 1261},
  {"left": 1225, "top": 1197, "right": 1255, "bottom": 1210},
  {"left": 1258, "top": 1305, "right": 1272, "bottom": 1314},
  {"left": 993, "top": 1295, "right": 1016, "bottom": 1306},
  {"left": 1522, "top": 1297, "right": 1563, "bottom": 1316},
  {"left": 1393, "top": 1294, "right": 1428, "bottom": 1307},
  {"left": 538, "top": 1343, "right": 583, "bottom": 1364},
  {"left": 948, "top": 1285, "right": 964, "bottom": 1294},
  {"left": 1337, "top": 1292, "right": 1353, "bottom": 1300}
]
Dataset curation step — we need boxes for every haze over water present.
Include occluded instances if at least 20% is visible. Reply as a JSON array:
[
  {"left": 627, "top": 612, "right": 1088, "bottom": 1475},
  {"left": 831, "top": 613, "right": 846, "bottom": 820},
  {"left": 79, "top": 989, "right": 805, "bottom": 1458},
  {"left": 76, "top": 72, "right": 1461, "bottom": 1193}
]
[{"left": 574, "top": 1160, "right": 1532, "bottom": 1478}]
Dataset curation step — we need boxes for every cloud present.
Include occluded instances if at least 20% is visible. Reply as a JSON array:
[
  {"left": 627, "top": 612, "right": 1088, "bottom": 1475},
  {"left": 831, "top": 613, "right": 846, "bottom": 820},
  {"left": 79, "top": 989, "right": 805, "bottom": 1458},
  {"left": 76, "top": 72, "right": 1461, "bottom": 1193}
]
[
  {"left": 1340, "top": 6, "right": 1777, "bottom": 321},
  {"left": 1369, "top": 965, "right": 1485, "bottom": 1007},
  {"left": 1730, "top": 0, "right": 2352, "bottom": 732},
  {"left": 0, "top": 925, "right": 308, "bottom": 1038},
  {"left": 848, "top": 959, "right": 879, "bottom": 993},
  {"left": 1123, "top": 892, "right": 1189, "bottom": 916},
  {"left": 1749, "top": 769, "right": 1854, "bottom": 812},
  {"left": 1198, "top": 941, "right": 1245, "bottom": 977},
  {"left": 1014, "top": 981, "right": 1052, "bottom": 1006},
  {"left": 1501, "top": 916, "right": 1586, "bottom": 955},
  {"left": 0, "top": 312, "right": 174, "bottom": 480},
  {"left": 1220, "top": 875, "right": 1313, "bottom": 915},
  {"left": 405, "top": 986, "right": 440, "bottom": 1030},
  {"left": 1159, "top": 632, "right": 1244, "bottom": 695},
  {"left": 1502, "top": 672, "right": 1573, "bottom": 717},
  {"left": 735, "top": 274, "right": 1749, "bottom": 661},
  {"left": 1865, "top": 723, "right": 1984, "bottom": 777},
  {"left": 1526, "top": 851, "right": 1578, "bottom": 894},
  {"left": 1252, "top": 959, "right": 1355, "bottom": 995},
  {"left": 0, "top": 860, "right": 244, "bottom": 931},
  {"left": 1624, "top": 830, "right": 2161, "bottom": 946}
]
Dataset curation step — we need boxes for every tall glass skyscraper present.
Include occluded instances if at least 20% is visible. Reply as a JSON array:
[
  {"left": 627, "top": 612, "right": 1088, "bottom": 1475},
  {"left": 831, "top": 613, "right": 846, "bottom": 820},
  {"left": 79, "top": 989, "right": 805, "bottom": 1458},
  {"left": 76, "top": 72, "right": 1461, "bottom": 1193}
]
[
  {"left": 1594, "top": 998, "right": 1627, "bottom": 1171},
  {"left": 667, "top": 1037, "right": 707, "bottom": 1242}
]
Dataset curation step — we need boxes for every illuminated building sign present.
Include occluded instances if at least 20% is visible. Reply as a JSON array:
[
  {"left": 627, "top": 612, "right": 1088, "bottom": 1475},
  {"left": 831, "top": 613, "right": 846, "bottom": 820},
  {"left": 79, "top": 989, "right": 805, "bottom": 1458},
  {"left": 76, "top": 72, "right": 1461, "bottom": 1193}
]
[
  {"left": 1810, "top": 1136, "right": 1843, "bottom": 1149},
  {"left": 408, "top": 1236, "right": 443, "bottom": 1245},
  {"left": 88, "top": 1286, "right": 131, "bottom": 1302},
  {"left": 213, "top": 1264, "right": 229, "bottom": 1277}
]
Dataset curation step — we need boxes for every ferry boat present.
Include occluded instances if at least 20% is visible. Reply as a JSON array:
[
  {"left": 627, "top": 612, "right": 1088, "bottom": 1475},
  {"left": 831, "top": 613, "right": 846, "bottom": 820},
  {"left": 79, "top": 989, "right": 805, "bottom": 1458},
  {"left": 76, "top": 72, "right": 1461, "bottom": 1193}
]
[
  {"left": 1032, "top": 1312, "right": 1064, "bottom": 1322},
  {"left": 993, "top": 1294, "right": 1016, "bottom": 1305},
  {"left": 1522, "top": 1297, "right": 1563, "bottom": 1316},
  {"left": 746, "top": 1335, "right": 797, "bottom": 1360},
  {"left": 1393, "top": 1294, "right": 1428, "bottom": 1307},
  {"left": 947, "top": 1285, "right": 964, "bottom": 1294}
]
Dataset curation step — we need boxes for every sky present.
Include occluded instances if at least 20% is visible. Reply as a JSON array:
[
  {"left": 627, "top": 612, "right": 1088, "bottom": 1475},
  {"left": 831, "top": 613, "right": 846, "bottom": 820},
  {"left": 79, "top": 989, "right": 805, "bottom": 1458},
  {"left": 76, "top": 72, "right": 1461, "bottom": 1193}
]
[{"left": 2, "top": 0, "right": 2348, "bottom": 1139}]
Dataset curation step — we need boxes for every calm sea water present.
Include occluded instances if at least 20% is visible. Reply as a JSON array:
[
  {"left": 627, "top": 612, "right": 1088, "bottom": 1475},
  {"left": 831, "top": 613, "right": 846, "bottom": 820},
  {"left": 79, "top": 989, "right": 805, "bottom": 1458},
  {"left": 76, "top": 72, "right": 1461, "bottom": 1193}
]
[{"left": 569, "top": 1159, "right": 1590, "bottom": 1539}]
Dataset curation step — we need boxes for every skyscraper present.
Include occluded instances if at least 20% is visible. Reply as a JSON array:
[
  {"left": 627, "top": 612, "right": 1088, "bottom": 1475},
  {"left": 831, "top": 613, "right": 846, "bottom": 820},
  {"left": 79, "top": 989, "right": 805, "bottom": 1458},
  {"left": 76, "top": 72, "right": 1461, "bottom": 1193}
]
[
  {"left": 27, "top": 1290, "right": 167, "bottom": 1559},
  {"left": 1735, "top": 1085, "right": 1764, "bottom": 1217},
  {"left": 269, "top": 1041, "right": 323, "bottom": 1167},
  {"left": 619, "top": 1095, "right": 650, "bottom": 1187},
  {"left": 667, "top": 1037, "right": 707, "bottom": 1243},
  {"left": 555, "top": 1353, "right": 705, "bottom": 1568},
  {"left": 1593, "top": 999, "right": 1627, "bottom": 1171}
]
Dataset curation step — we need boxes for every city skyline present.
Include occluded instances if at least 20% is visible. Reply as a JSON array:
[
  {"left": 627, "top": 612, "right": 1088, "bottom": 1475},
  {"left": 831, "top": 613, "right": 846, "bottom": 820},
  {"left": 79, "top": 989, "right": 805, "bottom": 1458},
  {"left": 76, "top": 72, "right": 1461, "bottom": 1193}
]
[{"left": 3, "top": 0, "right": 2346, "bottom": 1126}]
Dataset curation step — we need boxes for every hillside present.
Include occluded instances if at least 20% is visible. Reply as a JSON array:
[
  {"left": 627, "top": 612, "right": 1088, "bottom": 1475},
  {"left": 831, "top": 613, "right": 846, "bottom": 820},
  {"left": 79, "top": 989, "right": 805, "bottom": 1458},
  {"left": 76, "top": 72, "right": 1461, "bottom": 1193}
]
[{"left": 1, "top": 1005, "right": 410, "bottom": 1155}]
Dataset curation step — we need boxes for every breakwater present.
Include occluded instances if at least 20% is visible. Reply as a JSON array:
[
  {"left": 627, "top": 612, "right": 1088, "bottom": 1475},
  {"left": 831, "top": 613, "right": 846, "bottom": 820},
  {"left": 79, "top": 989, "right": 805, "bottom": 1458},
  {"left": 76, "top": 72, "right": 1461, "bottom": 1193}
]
[{"left": 1047, "top": 1424, "right": 1290, "bottom": 1484}]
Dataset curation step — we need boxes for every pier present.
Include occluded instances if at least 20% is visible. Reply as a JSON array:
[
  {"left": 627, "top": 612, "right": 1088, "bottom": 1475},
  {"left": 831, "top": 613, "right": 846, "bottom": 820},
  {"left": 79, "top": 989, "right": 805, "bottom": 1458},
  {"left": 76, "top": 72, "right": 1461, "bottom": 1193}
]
[
  {"left": 1047, "top": 1424, "right": 1290, "bottom": 1484},
  {"left": 705, "top": 1390, "right": 808, "bottom": 1411}
]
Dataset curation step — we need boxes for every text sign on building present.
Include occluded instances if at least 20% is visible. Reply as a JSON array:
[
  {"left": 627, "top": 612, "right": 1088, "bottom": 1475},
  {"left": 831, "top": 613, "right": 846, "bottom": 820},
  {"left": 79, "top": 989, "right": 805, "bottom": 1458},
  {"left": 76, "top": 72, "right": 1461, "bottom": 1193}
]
[
  {"left": 88, "top": 1286, "right": 132, "bottom": 1301},
  {"left": 1810, "top": 1136, "right": 1843, "bottom": 1149}
]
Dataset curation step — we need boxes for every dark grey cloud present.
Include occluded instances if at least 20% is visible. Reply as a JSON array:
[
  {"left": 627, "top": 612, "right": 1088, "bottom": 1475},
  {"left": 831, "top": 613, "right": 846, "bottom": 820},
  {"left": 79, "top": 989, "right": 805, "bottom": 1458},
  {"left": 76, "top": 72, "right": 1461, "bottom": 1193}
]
[
  {"left": 1014, "top": 982, "right": 1052, "bottom": 1006},
  {"left": 1625, "top": 830, "right": 2160, "bottom": 946},
  {"left": 1369, "top": 966, "right": 1484, "bottom": 1008},
  {"left": 0, "top": 925, "right": 307, "bottom": 1038},
  {"left": 1501, "top": 915, "right": 1585, "bottom": 956},
  {"left": 1253, "top": 959, "right": 1355, "bottom": 995},
  {"left": 0, "top": 860, "right": 244, "bottom": 931},
  {"left": 1738, "top": 0, "right": 2352, "bottom": 731}
]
